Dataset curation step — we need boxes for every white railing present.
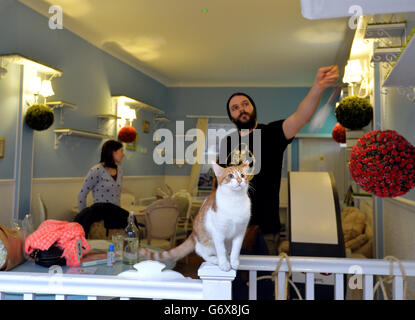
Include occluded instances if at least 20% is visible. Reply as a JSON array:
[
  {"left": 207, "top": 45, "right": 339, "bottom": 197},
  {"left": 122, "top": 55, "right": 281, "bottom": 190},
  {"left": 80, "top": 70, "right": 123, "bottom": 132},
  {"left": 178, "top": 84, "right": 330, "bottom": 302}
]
[
  {"left": 0, "top": 263, "right": 235, "bottom": 300},
  {"left": 1, "top": 255, "right": 415, "bottom": 300},
  {"left": 238, "top": 255, "right": 415, "bottom": 300}
]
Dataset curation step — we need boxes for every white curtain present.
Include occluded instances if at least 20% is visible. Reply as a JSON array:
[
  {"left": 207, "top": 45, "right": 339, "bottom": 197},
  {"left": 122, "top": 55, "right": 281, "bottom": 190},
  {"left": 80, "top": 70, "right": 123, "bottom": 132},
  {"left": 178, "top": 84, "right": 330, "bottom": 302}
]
[{"left": 187, "top": 117, "right": 208, "bottom": 196}]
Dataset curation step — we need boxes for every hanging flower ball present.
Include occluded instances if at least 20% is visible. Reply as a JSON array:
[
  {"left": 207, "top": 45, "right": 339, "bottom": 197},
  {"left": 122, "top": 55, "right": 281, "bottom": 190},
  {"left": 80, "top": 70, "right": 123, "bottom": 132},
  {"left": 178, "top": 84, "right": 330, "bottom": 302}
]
[
  {"left": 335, "top": 96, "right": 373, "bottom": 130},
  {"left": 332, "top": 122, "right": 346, "bottom": 143},
  {"left": 349, "top": 130, "right": 415, "bottom": 198},
  {"left": 24, "top": 104, "right": 54, "bottom": 131},
  {"left": 118, "top": 125, "right": 137, "bottom": 143}
]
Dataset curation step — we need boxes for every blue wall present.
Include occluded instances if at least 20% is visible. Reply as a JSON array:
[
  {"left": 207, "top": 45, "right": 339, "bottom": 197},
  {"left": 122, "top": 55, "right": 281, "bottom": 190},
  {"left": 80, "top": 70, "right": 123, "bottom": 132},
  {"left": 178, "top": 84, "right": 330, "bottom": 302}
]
[
  {"left": 0, "top": 0, "right": 168, "bottom": 180},
  {"left": 164, "top": 86, "right": 336, "bottom": 176},
  {"left": 0, "top": 0, "right": 337, "bottom": 182},
  {"left": 0, "top": 64, "right": 20, "bottom": 179}
]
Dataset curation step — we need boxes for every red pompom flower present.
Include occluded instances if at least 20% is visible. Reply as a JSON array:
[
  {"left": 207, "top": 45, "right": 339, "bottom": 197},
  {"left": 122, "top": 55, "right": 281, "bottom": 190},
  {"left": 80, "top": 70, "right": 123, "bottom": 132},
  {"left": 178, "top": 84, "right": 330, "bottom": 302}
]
[
  {"left": 118, "top": 125, "right": 137, "bottom": 143},
  {"left": 332, "top": 122, "right": 346, "bottom": 143},
  {"left": 349, "top": 130, "right": 415, "bottom": 198}
]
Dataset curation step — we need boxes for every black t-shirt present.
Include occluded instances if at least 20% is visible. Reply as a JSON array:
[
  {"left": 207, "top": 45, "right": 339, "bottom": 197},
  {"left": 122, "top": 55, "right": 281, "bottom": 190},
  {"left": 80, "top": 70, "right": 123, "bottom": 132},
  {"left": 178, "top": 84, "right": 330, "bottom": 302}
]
[{"left": 219, "top": 120, "right": 293, "bottom": 234}]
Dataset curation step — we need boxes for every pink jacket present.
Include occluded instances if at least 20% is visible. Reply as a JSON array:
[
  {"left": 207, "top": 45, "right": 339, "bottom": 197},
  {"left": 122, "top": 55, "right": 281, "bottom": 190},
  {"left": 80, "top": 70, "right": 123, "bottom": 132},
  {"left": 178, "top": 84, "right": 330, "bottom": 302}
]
[{"left": 25, "top": 220, "right": 91, "bottom": 267}]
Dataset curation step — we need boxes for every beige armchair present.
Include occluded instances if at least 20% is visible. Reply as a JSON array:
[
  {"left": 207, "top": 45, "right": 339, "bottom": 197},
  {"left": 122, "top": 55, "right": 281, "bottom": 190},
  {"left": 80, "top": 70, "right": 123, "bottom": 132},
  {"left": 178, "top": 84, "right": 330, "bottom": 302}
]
[{"left": 140, "top": 198, "right": 179, "bottom": 250}]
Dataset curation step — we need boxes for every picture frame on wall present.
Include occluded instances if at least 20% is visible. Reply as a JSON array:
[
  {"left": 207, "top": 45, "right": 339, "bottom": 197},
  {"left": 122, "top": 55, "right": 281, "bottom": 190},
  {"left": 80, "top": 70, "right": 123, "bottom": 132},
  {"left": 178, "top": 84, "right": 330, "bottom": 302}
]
[
  {"left": 0, "top": 138, "right": 4, "bottom": 158},
  {"left": 142, "top": 120, "right": 150, "bottom": 133},
  {"left": 126, "top": 136, "right": 137, "bottom": 151}
]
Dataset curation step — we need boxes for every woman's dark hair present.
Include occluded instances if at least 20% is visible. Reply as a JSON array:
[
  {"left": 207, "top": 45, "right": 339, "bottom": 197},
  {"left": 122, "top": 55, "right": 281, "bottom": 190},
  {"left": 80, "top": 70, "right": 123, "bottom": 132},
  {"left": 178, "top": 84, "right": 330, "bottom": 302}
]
[
  {"left": 226, "top": 92, "right": 257, "bottom": 121},
  {"left": 100, "top": 140, "right": 123, "bottom": 168}
]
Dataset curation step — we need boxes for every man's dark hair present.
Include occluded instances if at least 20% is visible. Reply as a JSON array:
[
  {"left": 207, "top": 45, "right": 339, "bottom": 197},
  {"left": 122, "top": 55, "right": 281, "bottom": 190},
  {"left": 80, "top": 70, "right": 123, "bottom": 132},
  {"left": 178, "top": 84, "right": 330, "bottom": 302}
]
[
  {"left": 226, "top": 92, "right": 257, "bottom": 121},
  {"left": 100, "top": 140, "right": 123, "bottom": 168}
]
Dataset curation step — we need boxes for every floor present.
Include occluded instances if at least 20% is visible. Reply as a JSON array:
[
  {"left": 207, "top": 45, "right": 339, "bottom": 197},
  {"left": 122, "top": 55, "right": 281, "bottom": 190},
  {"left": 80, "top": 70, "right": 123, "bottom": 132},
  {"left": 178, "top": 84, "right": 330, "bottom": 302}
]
[{"left": 173, "top": 253, "right": 204, "bottom": 279}]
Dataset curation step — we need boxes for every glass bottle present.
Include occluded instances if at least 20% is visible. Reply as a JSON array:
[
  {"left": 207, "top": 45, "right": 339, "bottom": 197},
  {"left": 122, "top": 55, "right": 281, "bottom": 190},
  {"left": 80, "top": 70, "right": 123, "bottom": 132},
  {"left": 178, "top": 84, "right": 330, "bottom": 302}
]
[{"left": 122, "top": 211, "right": 139, "bottom": 265}]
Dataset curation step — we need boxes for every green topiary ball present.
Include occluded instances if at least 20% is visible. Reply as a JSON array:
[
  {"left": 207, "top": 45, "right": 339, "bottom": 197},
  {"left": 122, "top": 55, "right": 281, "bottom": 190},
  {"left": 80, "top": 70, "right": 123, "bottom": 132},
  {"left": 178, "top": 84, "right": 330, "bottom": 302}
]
[
  {"left": 25, "top": 104, "right": 54, "bottom": 131},
  {"left": 335, "top": 96, "right": 373, "bottom": 130}
]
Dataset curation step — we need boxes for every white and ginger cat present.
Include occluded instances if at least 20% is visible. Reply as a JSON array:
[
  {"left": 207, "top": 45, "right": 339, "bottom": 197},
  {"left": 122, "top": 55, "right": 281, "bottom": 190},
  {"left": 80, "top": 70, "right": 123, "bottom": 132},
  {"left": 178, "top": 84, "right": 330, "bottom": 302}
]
[{"left": 138, "top": 161, "right": 251, "bottom": 271}]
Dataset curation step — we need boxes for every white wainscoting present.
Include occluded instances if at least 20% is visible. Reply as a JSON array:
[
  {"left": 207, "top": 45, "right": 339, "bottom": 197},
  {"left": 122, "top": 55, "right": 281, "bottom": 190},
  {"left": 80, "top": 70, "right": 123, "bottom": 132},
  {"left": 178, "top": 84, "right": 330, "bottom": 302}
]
[
  {"left": 30, "top": 176, "right": 165, "bottom": 227},
  {"left": 0, "top": 179, "right": 15, "bottom": 227},
  {"left": 163, "top": 175, "right": 190, "bottom": 193},
  {"left": 298, "top": 138, "right": 346, "bottom": 204},
  {"left": 384, "top": 197, "right": 415, "bottom": 296}
]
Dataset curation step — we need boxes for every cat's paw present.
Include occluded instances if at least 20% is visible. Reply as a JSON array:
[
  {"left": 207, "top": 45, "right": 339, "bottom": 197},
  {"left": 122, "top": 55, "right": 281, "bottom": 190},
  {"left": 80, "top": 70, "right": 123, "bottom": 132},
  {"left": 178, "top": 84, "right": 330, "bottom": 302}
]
[
  {"left": 218, "top": 261, "right": 231, "bottom": 272},
  {"left": 204, "top": 256, "right": 218, "bottom": 265},
  {"left": 230, "top": 259, "right": 240, "bottom": 270}
]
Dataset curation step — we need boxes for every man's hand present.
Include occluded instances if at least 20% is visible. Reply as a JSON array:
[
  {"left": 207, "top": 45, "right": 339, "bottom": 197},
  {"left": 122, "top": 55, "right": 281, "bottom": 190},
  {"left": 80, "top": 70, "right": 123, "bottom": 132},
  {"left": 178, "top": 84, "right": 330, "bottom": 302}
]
[
  {"left": 282, "top": 65, "right": 339, "bottom": 140},
  {"left": 313, "top": 65, "right": 339, "bottom": 92}
]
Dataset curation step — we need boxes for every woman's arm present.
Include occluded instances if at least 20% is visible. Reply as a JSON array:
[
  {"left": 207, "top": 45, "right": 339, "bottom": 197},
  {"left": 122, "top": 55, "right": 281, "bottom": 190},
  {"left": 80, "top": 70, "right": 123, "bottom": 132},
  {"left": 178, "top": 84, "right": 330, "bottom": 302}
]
[{"left": 78, "top": 167, "right": 99, "bottom": 212}]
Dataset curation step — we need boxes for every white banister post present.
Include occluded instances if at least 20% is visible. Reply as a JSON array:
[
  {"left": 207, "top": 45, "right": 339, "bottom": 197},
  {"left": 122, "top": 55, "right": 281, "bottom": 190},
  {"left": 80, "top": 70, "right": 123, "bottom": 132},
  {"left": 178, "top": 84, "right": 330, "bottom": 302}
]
[{"left": 198, "top": 262, "right": 236, "bottom": 300}]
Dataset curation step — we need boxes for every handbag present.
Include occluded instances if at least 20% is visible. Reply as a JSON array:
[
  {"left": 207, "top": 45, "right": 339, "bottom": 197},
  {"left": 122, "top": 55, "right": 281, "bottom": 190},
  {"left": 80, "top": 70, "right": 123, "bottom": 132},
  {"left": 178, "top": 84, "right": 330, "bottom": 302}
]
[
  {"left": 31, "top": 244, "right": 67, "bottom": 268},
  {"left": 0, "top": 225, "right": 25, "bottom": 271}
]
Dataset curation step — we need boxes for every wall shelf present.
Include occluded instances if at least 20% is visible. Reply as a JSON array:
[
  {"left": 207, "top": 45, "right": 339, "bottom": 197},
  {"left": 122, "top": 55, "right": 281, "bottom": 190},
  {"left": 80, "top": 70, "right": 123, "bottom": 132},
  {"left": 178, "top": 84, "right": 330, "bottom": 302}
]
[
  {"left": 46, "top": 101, "right": 77, "bottom": 125},
  {"left": 46, "top": 101, "right": 77, "bottom": 109},
  {"left": 371, "top": 47, "right": 402, "bottom": 63},
  {"left": 96, "top": 114, "right": 121, "bottom": 119},
  {"left": 383, "top": 35, "right": 415, "bottom": 87},
  {"left": 365, "top": 23, "right": 406, "bottom": 40},
  {"left": 112, "top": 95, "right": 164, "bottom": 115},
  {"left": 53, "top": 128, "right": 114, "bottom": 149},
  {"left": 154, "top": 117, "right": 170, "bottom": 122},
  {"left": 0, "top": 53, "right": 62, "bottom": 76}
]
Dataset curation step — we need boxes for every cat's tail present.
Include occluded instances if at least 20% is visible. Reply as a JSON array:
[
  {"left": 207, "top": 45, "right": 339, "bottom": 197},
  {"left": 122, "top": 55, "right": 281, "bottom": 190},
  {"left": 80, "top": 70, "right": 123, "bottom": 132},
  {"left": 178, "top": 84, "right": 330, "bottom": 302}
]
[{"left": 138, "top": 234, "right": 196, "bottom": 262}]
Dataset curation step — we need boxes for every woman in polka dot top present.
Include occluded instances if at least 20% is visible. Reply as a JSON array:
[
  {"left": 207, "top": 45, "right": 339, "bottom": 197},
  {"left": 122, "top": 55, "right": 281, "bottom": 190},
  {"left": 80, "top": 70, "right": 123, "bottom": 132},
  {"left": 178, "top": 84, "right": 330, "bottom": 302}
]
[{"left": 78, "top": 140, "right": 125, "bottom": 212}]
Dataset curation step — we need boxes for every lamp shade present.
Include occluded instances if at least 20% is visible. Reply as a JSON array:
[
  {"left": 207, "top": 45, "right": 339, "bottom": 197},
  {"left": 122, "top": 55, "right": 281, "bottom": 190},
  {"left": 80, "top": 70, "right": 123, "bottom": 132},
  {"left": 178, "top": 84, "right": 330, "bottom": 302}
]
[
  {"left": 39, "top": 80, "right": 54, "bottom": 97},
  {"left": 118, "top": 125, "right": 137, "bottom": 143},
  {"left": 128, "top": 108, "right": 137, "bottom": 120},
  {"left": 343, "top": 59, "right": 363, "bottom": 84},
  {"left": 29, "top": 76, "right": 42, "bottom": 94}
]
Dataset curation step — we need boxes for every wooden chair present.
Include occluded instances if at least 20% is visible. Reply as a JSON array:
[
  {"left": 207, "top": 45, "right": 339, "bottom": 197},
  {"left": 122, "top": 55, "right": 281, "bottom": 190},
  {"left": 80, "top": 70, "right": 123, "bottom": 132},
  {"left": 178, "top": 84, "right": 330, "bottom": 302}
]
[
  {"left": 140, "top": 198, "right": 179, "bottom": 250},
  {"left": 171, "top": 190, "right": 193, "bottom": 245}
]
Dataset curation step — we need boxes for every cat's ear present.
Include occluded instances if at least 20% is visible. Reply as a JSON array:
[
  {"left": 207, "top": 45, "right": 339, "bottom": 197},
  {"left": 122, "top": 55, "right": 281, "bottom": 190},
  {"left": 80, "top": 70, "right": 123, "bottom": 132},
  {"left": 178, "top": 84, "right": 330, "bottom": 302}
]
[
  {"left": 240, "top": 160, "right": 251, "bottom": 174},
  {"left": 241, "top": 160, "right": 250, "bottom": 167},
  {"left": 211, "top": 162, "right": 225, "bottom": 177}
]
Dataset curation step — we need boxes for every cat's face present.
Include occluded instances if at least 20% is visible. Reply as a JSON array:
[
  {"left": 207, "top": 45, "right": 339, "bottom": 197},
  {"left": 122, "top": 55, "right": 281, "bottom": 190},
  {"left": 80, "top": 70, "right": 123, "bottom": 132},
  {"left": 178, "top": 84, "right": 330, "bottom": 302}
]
[{"left": 212, "top": 161, "right": 250, "bottom": 192}]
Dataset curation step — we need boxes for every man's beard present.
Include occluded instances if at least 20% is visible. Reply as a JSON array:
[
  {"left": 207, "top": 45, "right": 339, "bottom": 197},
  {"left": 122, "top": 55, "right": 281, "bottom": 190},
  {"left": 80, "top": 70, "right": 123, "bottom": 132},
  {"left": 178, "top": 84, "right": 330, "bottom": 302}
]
[{"left": 233, "top": 109, "right": 257, "bottom": 130}]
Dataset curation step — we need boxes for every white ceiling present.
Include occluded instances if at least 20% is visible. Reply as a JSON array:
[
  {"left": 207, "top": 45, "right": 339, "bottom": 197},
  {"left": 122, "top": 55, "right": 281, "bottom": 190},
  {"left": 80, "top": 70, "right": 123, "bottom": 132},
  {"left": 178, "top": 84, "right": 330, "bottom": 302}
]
[{"left": 19, "top": 0, "right": 354, "bottom": 87}]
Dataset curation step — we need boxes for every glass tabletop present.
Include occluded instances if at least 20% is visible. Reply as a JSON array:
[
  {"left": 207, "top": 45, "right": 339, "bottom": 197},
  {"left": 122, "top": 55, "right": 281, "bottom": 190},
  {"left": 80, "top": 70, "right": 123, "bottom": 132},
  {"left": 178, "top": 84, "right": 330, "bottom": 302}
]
[{"left": 11, "top": 245, "right": 175, "bottom": 276}]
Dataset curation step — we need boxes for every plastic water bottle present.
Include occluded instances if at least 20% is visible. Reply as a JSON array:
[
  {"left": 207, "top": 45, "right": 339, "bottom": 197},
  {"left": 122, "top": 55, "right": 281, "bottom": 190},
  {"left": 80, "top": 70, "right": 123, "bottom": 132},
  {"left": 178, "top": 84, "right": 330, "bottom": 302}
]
[{"left": 107, "top": 244, "right": 115, "bottom": 266}]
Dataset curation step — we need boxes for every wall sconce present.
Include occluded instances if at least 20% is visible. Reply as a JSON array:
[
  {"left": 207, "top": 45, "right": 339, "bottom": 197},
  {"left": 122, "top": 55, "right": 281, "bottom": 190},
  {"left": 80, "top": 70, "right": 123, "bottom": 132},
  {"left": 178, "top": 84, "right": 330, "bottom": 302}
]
[
  {"left": 343, "top": 59, "right": 363, "bottom": 84},
  {"left": 39, "top": 80, "right": 54, "bottom": 98},
  {"left": 28, "top": 77, "right": 55, "bottom": 103},
  {"left": 343, "top": 59, "right": 371, "bottom": 97},
  {"left": 127, "top": 108, "right": 137, "bottom": 121},
  {"left": 117, "top": 102, "right": 136, "bottom": 127},
  {"left": 29, "top": 76, "right": 42, "bottom": 95}
]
